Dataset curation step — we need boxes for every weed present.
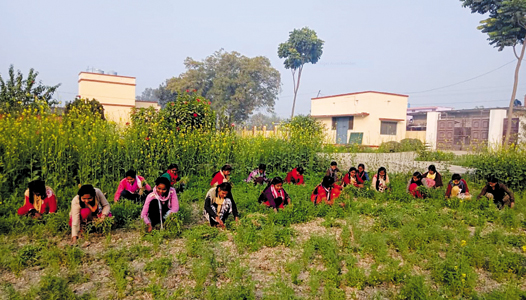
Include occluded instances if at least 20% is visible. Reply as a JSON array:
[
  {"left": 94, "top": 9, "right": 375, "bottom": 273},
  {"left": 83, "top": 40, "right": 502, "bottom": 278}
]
[{"left": 145, "top": 257, "right": 173, "bottom": 278}]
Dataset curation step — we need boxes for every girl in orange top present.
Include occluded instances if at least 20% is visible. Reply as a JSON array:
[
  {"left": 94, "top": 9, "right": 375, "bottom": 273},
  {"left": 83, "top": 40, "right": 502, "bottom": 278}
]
[{"left": 311, "top": 176, "right": 343, "bottom": 206}]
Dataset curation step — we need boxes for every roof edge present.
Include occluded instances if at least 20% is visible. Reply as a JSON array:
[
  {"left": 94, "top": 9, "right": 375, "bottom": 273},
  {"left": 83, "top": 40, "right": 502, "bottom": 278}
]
[{"left": 312, "top": 91, "right": 409, "bottom": 100}]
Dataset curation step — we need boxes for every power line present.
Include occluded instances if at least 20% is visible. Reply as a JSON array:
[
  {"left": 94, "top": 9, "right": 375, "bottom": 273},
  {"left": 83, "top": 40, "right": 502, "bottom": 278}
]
[
  {"left": 412, "top": 99, "right": 510, "bottom": 106},
  {"left": 404, "top": 60, "right": 517, "bottom": 94}
]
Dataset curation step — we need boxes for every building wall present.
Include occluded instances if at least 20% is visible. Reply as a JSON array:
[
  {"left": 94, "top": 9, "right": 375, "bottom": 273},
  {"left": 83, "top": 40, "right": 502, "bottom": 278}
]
[
  {"left": 488, "top": 109, "right": 507, "bottom": 149},
  {"left": 78, "top": 72, "right": 136, "bottom": 123},
  {"left": 103, "top": 105, "right": 134, "bottom": 123},
  {"left": 311, "top": 92, "right": 408, "bottom": 146},
  {"left": 405, "top": 131, "right": 426, "bottom": 142},
  {"left": 314, "top": 117, "right": 334, "bottom": 143},
  {"left": 135, "top": 101, "right": 160, "bottom": 110}
]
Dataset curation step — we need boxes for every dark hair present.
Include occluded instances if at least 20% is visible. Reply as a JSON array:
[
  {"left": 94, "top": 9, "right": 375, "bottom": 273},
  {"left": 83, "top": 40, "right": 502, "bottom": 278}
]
[
  {"left": 428, "top": 165, "right": 437, "bottom": 173},
  {"left": 167, "top": 164, "right": 179, "bottom": 171},
  {"left": 348, "top": 167, "right": 357, "bottom": 174},
  {"left": 330, "top": 161, "right": 338, "bottom": 166},
  {"left": 358, "top": 163, "right": 365, "bottom": 169},
  {"left": 155, "top": 176, "right": 171, "bottom": 188},
  {"left": 322, "top": 175, "right": 335, "bottom": 188},
  {"left": 125, "top": 170, "right": 136, "bottom": 178},
  {"left": 270, "top": 176, "right": 284, "bottom": 186},
  {"left": 376, "top": 167, "right": 387, "bottom": 191},
  {"left": 217, "top": 182, "right": 232, "bottom": 193},
  {"left": 411, "top": 172, "right": 423, "bottom": 186},
  {"left": 258, "top": 164, "right": 267, "bottom": 171},
  {"left": 78, "top": 184, "right": 96, "bottom": 208},
  {"left": 452, "top": 173, "right": 461, "bottom": 181},
  {"left": 28, "top": 180, "right": 47, "bottom": 199},
  {"left": 78, "top": 184, "right": 96, "bottom": 197},
  {"left": 221, "top": 164, "right": 233, "bottom": 172},
  {"left": 265, "top": 176, "right": 285, "bottom": 193},
  {"left": 488, "top": 176, "right": 499, "bottom": 183},
  {"left": 297, "top": 167, "right": 305, "bottom": 175}
]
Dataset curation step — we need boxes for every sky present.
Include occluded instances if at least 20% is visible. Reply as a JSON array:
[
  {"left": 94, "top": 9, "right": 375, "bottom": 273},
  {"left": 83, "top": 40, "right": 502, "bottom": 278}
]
[{"left": 1, "top": 0, "right": 525, "bottom": 117}]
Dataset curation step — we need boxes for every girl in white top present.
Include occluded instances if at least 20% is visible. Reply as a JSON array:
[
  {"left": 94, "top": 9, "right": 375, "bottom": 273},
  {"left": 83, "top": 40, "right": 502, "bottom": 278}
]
[
  {"left": 70, "top": 185, "right": 111, "bottom": 243},
  {"left": 371, "top": 167, "right": 390, "bottom": 193}
]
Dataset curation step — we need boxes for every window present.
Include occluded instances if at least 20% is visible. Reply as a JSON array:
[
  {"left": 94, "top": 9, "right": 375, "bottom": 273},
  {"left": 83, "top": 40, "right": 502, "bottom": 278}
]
[
  {"left": 381, "top": 121, "right": 397, "bottom": 135},
  {"left": 332, "top": 116, "right": 354, "bottom": 130}
]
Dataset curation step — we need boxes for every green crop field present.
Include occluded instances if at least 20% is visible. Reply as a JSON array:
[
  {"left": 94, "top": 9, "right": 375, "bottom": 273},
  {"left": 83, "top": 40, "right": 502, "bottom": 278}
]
[{"left": 1, "top": 101, "right": 526, "bottom": 299}]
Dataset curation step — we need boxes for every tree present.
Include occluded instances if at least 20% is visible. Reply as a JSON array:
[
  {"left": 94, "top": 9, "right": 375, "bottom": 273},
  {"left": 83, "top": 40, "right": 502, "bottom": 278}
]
[
  {"left": 278, "top": 27, "right": 324, "bottom": 119},
  {"left": 136, "top": 87, "right": 158, "bottom": 102},
  {"left": 166, "top": 49, "right": 281, "bottom": 123},
  {"left": 65, "top": 97, "right": 105, "bottom": 120},
  {"left": 461, "top": 0, "right": 526, "bottom": 146},
  {"left": 137, "top": 82, "right": 177, "bottom": 108},
  {"left": 0, "top": 65, "right": 61, "bottom": 112},
  {"left": 245, "top": 112, "right": 283, "bottom": 129},
  {"left": 162, "top": 92, "right": 216, "bottom": 132}
]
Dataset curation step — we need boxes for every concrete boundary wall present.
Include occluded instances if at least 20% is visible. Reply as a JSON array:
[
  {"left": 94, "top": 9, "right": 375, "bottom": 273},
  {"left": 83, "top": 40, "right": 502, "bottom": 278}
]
[{"left": 321, "top": 152, "right": 461, "bottom": 175}]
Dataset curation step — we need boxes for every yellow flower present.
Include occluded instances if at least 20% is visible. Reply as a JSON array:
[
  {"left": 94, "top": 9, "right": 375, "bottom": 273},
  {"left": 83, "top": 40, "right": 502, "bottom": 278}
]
[
  {"left": 462, "top": 273, "right": 466, "bottom": 278},
  {"left": 460, "top": 240, "right": 467, "bottom": 247},
  {"left": 522, "top": 245, "right": 526, "bottom": 253},
  {"left": 454, "top": 266, "right": 458, "bottom": 270}
]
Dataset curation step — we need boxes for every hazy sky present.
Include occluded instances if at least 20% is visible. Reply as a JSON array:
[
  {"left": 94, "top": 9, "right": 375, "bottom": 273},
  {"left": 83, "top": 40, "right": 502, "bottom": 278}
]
[{"left": 1, "top": 0, "right": 525, "bottom": 117}]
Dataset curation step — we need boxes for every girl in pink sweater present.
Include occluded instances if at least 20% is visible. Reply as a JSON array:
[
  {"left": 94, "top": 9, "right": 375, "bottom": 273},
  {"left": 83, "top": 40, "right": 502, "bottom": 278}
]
[{"left": 141, "top": 177, "right": 179, "bottom": 232}]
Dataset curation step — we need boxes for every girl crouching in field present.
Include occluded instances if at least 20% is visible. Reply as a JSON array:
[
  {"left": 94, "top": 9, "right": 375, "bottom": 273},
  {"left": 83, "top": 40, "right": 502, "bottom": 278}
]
[
  {"left": 311, "top": 176, "right": 343, "bottom": 206},
  {"left": 407, "top": 172, "right": 425, "bottom": 198},
  {"left": 204, "top": 183, "right": 239, "bottom": 228},
  {"left": 285, "top": 167, "right": 305, "bottom": 185},
  {"left": 141, "top": 177, "right": 179, "bottom": 233},
  {"left": 114, "top": 170, "right": 152, "bottom": 203},
  {"left": 422, "top": 165, "right": 443, "bottom": 188},
  {"left": 18, "top": 180, "right": 57, "bottom": 219},
  {"left": 371, "top": 167, "right": 390, "bottom": 192},
  {"left": 445, "top": 173, "right": 471, "bottom": 200},
  {"left": 245, "top": 164, "right": 269, "bottom": 185},
  {"left": 70, "top": 185, "right": 111, "bottom": 243},
  {"left": 258, "top": 177, "right": 291, "bottom": 212},
  {"left": 210, "top": 164, "right": 232, "bottom": 187},
  {"left": 161, "top": 163, "right": 186, "bottom": 193},
  {"left": 341, "top": 167, "right": 364, "bottom": 188}
]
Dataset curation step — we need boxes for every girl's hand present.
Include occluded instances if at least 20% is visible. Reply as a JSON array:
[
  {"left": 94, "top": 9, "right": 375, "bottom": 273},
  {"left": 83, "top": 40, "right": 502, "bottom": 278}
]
[
  {"left": 147, "top": 224, "right": 153, "bottom": 233},
  {"left": 216, "top": 217, "right": 224, "bottom": 227}
]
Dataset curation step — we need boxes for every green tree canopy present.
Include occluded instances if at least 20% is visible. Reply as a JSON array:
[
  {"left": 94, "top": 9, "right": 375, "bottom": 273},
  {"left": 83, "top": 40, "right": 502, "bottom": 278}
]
[
  {"left": 461, "top": 0, "right": 526, "bottom": 146},
  {"left": 278, "top": 27, "right": 324, "bottom": 118},
  {"left": 244, "top": 112, "right": 283, "bottom": 129},
  {"left": 65, "top": 97, "right": 105, "bottom": 120},
  {"left": 0, "top": 65, "right": 61, "bottom": 112},
  {"left": 166, "top": 49, "right": 281, "bottom": 123},
  {"left": 137, "top": 82, "right": 177, "bottom": 108}
]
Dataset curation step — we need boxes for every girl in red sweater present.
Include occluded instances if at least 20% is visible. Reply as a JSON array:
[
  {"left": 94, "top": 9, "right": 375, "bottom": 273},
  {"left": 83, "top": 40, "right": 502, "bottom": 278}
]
[
  {"left": 341, "top": 167, "right": 364, "bottom": 188},
  {"left": 211, "top": 164, "right": 232, "bottom": 187},
  {"left": 18, "top": 180, "right": 57, "bottom": 219}
]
